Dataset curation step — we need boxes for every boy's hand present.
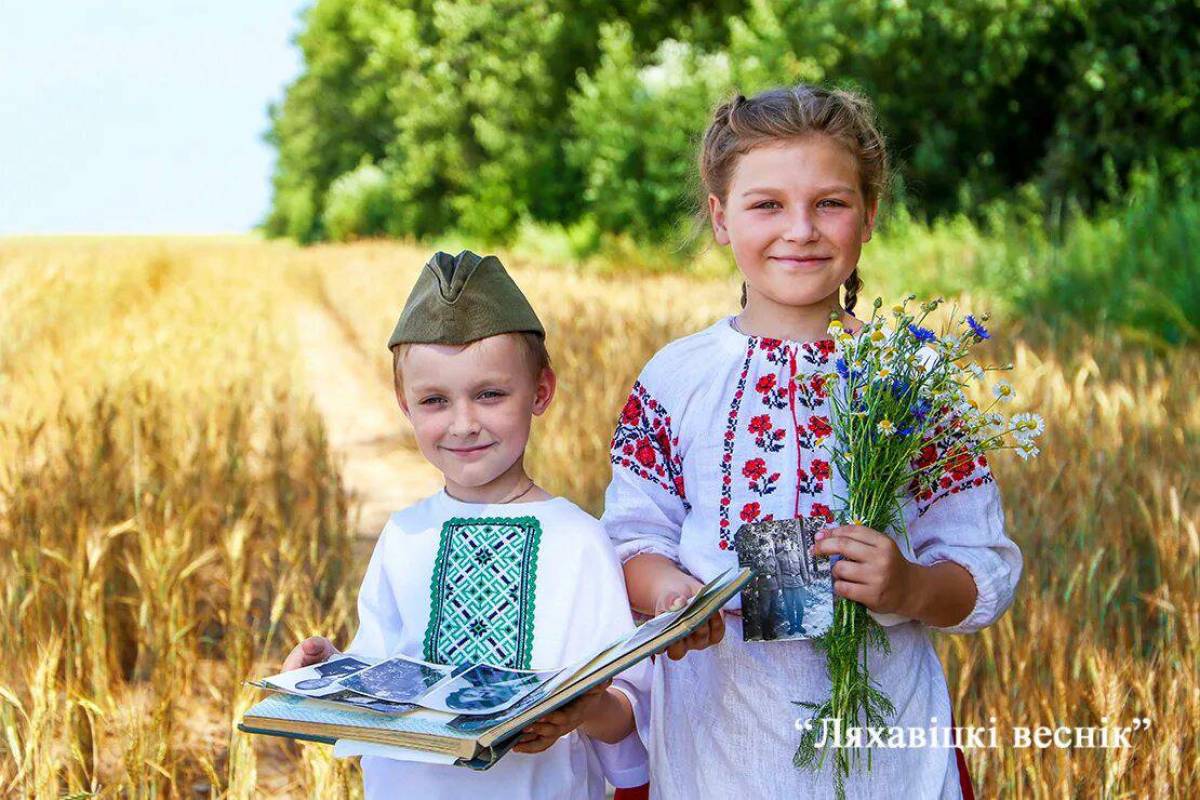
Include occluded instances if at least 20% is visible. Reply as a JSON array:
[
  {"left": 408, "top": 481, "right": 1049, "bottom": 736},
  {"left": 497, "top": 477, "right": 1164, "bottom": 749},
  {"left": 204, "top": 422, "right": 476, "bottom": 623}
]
[
  {"left": 281, "top": 636, "right": 339, "bottom": 672},
  {"left": 810, "top": 525, "right": 916, "bottom": 617},
  {"left": 653, "top": 575, "right": 725, "bottom": 661},
  {"left": 513, "top": 680, "right": 612, "bottom": 754}
]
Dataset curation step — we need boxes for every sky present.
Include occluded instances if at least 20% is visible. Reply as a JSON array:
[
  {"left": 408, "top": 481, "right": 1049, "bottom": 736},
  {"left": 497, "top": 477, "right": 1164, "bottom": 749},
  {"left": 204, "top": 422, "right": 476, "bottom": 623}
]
[{"left": 1, "top": 1, "right": 307, "bottom": 234}]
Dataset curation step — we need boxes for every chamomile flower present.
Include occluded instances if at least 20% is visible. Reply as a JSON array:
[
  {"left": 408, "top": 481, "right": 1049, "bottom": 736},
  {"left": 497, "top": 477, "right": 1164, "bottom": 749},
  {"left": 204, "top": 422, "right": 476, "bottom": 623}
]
[
  {"left": 869, "top": 328, "right": 887, "bottom": 345},
  {"left": 892, "top": 304, "right": 905, "bottom": 317},
  {"left": 992, "top": 380, "right": 1014, "bottom": 402},
  {"left": 966, "top": 362, "right": 986, "bottom": 382},
  {"left": 939, "top": 333, "right": 960, "bottom": 354},
  {"left": 828, "top": 319, "right": 844, "bottom": 335},
  {"left": 1015, "top": 440, "right": 1040, "bottom": 460},
  {"left": 1010, "top": 411, "right": 1045, "bottom": 441},
  {"left": 875, "top": 367, "right": 893, "bottom": 381},
  {"left": 877, "top": 418, "right": 896, "bottom": 436}
]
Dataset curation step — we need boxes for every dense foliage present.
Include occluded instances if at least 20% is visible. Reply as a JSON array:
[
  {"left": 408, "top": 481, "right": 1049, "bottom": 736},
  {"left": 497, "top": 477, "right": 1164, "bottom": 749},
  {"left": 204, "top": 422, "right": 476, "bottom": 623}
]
[{"left": 264, "top": 0, "right": 1199, "bottom": 247}]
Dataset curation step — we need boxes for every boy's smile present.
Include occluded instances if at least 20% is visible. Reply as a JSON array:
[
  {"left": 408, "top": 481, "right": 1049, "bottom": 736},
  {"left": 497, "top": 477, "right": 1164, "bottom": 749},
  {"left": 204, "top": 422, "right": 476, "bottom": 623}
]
[{"left": 397, "top": 334, "right": 555, "bottom": 502}]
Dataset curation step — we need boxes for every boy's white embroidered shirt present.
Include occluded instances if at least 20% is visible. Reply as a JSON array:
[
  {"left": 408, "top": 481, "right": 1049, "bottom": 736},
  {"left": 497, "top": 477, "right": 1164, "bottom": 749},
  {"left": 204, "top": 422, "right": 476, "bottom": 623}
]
[
  {"left": 602, "top": 316, "right": 1022, "bottom": 798},
  {"left": 347, "top": 491, "right": 650, "bottom": 799}
]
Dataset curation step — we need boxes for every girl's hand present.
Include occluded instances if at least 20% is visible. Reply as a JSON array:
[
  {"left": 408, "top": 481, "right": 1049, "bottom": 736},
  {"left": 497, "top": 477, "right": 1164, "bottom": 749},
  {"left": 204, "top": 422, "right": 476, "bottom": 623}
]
[
  {"left": 811, "top": 525, "right": 917, "bottom": 617},
  {"left": 513, "top": 680, "right": 612, "bottom": 754},
  {"left": 281, "top": 636, "right": 339, "bottom": 672},
  {"left": 653, "top": 574, "right": 726, "bottom": 660}
]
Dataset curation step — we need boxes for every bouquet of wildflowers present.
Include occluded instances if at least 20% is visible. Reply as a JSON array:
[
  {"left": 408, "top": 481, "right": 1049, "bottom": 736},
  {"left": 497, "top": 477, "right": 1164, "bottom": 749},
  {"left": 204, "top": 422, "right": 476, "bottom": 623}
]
[{"left": 792, "top": 295, "right": 1045, "bottom": 797}]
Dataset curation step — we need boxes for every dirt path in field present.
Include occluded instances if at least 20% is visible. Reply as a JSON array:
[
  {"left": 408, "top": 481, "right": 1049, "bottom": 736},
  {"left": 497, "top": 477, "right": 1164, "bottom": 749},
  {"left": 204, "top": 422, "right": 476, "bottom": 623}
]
[{"left": 294, "top": 303, "right": 442, "bottom": 538}]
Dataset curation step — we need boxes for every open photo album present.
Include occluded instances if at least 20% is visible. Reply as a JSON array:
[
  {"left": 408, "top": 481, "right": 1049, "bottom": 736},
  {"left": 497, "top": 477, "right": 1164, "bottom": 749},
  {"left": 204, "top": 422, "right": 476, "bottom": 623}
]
[{"left": 238, "top": 566, "right": 752, "bottom": 769}]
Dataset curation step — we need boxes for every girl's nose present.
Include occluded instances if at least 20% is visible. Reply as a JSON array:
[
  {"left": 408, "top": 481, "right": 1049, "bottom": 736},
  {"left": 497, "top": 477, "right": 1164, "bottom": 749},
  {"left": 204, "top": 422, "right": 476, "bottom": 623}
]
[{"left": 783, "top": 208, "right": 819, "bottom": 242}]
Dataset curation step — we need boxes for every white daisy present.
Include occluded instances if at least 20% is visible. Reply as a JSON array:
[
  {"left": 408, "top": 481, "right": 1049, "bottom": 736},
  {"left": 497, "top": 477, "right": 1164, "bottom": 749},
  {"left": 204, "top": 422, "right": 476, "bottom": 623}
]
[
  {"left": 1011, "top": 411, "right": 1046, "bottom": 441},
  {"left": 1015, "top": 441, "right": 1040, "bottom": 460},
  {"left": 966, "top": 362, "right": 986, "bottom": 381},
  {"left": 877, "top": 418, "right": 896, "bottom": 436},
  {"left": 992, "top": 380, "right": 1014, "bottom": 402}
]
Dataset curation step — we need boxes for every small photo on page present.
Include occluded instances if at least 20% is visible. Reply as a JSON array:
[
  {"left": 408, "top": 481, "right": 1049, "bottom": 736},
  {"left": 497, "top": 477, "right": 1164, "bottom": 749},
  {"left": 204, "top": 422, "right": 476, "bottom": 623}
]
[
  {"left": 421, "top": 663, "right": 560, "bottom": 716},
  {"left": 315, "top": 689, "right": 419, "bottom": 715},
  {"left": 335, "top": 654, "right": 456, "bottom": 704},
  {"left": 262, "top": 655, "right": 376, "bottom": 697},
  {"left": 735, "top": 517, "right": 833, "bottom": 642}
]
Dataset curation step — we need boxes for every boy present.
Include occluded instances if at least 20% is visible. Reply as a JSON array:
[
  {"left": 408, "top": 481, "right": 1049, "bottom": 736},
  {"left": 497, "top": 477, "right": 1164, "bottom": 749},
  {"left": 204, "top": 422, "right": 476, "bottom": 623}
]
[{"left": 282, "top": 250, "right": 648, "bottom": 798}]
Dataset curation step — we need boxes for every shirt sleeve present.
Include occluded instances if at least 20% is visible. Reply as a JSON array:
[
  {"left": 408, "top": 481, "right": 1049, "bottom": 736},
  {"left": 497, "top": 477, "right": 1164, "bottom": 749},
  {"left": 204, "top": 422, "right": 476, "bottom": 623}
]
[
  {"left": 557, "top": 522, "right": 651, "bottom": 789},
  {"left": 601, "top": 376, "right": 689, "bottom": 564},
  {"left": 345, "top": 521, "right": 404, "bottom": 658},
  {"left": 902, "top": 425, "right": 1023, "bottom": 634}
]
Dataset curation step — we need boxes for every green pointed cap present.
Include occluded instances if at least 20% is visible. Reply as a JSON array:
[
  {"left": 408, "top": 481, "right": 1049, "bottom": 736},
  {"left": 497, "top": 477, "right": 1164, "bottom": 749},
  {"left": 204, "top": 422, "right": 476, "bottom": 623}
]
[{"left": 387, "top": 250, "right": 545, "bottom": 348}]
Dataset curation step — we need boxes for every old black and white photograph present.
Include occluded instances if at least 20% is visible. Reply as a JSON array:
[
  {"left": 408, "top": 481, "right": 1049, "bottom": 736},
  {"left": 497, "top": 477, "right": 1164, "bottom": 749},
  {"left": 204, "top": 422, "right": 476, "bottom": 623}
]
[
  {"left": 334, "top": 655, "right": 453, "bottom": 705},
  {"left": 421, "top": 663, "right": 560, "bottom": 716},
  {"left": 735, "top": 517, "right": 833, "bottom": 642},
  {"left": 262, "top": 655, "right": 375, "bottom": 698}
]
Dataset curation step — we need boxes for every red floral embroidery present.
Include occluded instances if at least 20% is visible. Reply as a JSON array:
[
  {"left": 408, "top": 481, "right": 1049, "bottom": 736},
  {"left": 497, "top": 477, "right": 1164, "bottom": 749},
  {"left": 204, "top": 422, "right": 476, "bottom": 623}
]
[
  {"left": 906, "top": 420, "right": 994, "bottom": 516},
  {"left": 718, "top": 340, "right": 756, "bottom": 547},
  {"left": 809, "top": 503, "right": 835, "bottom": 523},
  {"left": 740, "top": 502, "right": 761, "bottom": 522},
  {"left": 611, "top": 381, "right": 689, "bottom": 509},
  {"left": 621, "top": 395, "right": 642, "bottom": 426},
  {"left": 807, "top": 415, "right": 832, "bottom": 438},
  {"left": 634, "top": 438, "right": 656, "bottom": 468},
  {"left": 742, "top": 458, "right": 767, "bottom": 480}
]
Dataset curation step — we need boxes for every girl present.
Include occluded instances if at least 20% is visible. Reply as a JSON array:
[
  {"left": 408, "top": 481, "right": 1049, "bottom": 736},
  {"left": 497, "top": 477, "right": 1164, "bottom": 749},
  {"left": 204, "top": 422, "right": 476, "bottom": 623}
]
[{"left": 602, "top": 85, "right": 1021, "bottom": 798}]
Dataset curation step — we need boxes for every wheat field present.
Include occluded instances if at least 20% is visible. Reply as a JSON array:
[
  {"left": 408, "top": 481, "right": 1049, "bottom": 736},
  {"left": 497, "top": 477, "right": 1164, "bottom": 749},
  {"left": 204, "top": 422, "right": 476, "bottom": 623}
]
[{"left": 1, "top": 236, "right": 1195, "bottom": 797}]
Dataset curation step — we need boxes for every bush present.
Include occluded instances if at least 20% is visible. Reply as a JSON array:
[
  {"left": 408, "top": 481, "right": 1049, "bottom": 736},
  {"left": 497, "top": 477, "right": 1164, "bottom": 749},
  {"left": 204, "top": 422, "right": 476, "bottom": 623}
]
[
  {"left": 567, "top": 24, "right": 731, "bottom": 245},
  {"left": 322, "top": 161, "right": 394, "bottom": 242}
]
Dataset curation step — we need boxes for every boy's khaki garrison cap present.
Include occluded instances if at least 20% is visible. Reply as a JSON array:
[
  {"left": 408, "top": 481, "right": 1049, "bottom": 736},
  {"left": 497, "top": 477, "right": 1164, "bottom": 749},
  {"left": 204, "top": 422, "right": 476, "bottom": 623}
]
[{"left": 386, "top": 250, "right": 545, "bottom": 349}]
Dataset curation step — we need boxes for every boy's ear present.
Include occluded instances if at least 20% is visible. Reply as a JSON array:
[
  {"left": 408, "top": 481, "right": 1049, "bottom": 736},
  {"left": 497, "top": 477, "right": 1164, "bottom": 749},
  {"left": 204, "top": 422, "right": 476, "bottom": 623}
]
[
  {"left": 395, "top": 383, "right": 411, "bottom": 418},
  {"left": 532, "top": 367, "right": 556, "bottom": 416},
  {"left": 708, "top": 194, "right": 731, "bottom": 246}
]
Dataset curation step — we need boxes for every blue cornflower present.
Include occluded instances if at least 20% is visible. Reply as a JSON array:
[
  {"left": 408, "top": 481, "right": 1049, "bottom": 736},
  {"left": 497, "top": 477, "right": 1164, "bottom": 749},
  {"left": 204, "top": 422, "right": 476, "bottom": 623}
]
[
  {"left": 911, "top": 398, "right": 932, "bottom": 420},
  {"left": 835, "top": 358, "right": 850, "bottom": 379},
  {"left": 897, "top": 425, "right": 914, "bottom": 437},
  {"left": 966, "top": 315, "right": 990, "bottom": 340},
  {"left": 908, "top": 324, "right": 937, "bottom": 344},
  {"left": 889, "top": 377, "right": 912, "bottom": 399}
]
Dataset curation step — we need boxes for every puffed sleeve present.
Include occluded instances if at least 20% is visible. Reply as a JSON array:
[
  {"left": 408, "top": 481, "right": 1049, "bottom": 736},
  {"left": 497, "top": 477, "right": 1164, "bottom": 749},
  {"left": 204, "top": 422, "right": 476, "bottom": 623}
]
[
  {"left": 345, "top": 521, "right": 404, "bottom": 658},
  {"left": 902, "top": 424, "right": 1023, "bottom": 634},
  {"left": 601, "top": 377, "right": 689, "bottom": 564}
]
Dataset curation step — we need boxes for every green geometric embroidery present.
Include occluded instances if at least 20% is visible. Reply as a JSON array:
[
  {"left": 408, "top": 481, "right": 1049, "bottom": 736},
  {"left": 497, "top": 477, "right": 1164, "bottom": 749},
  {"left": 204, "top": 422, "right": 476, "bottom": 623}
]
[{"left": 422, "top": 516, "right": 541, "bottom": 670}]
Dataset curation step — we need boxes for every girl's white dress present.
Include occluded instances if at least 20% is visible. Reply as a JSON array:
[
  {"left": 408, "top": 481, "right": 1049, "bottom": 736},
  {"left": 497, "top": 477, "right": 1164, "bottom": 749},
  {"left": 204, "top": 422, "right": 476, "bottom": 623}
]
[
  {"left": 347, "top": 491, "right": 650, "bottom": 799},
  {"left": 601, "top": 317, "right": 1022, "bottom": 799}
]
